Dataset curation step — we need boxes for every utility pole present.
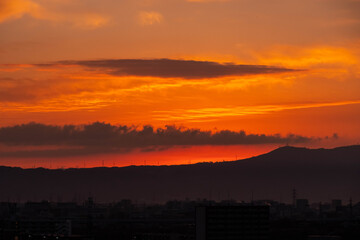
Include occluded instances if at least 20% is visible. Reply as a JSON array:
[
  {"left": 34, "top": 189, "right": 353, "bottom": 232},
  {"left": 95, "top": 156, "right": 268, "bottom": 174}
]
[{"left": 292, "top": 188, "right": 297, "bottom": 207}]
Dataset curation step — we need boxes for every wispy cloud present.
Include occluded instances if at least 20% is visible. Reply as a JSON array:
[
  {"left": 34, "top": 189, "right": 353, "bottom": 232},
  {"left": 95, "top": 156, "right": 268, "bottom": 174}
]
[
  {"left": 138, "top": 11, "right": 163, "bottom": 26},
  {"left": 186, "top": 0, "right": 231, "bottom": 2},
  {"left": 153, "top": 100, "right": 360, "bottom": 122}
]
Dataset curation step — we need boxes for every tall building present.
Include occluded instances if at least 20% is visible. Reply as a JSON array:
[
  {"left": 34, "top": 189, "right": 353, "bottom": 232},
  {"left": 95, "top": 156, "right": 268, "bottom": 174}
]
[
  {"left": 196, "top": 206, "right": 269, "bottom": 240},
  {"left": 331, "top": 200, "right": 342, "bottom": 211},
  {"left": 296, "top": 199, "right": 309, "bottom": 211}
]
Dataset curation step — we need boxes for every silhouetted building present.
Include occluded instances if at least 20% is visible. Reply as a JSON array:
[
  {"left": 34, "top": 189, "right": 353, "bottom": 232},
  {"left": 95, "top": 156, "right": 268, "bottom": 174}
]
[
  {"left": 196, "top": 206, "right": 269, "bottom": 240},
  {"left": 307, "top": 236, "right": 342, "bottom": 240},
  {"left": 296, "top": 199, "right": 309, "bottom": 211},
  {"left": 18, "top": 219, "right": 71, "bottom": 237},
  {"left": 331, "top": 200, "right": 342, "bottom": 211}
]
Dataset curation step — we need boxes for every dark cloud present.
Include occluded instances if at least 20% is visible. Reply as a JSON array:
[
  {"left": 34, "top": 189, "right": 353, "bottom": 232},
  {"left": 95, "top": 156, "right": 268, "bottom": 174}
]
[
  {"left": 0, "top": 122, "right": 317, "bottom": 158},
  {"left": 57, "top": 59, "right": 296, "bottom": 79}
]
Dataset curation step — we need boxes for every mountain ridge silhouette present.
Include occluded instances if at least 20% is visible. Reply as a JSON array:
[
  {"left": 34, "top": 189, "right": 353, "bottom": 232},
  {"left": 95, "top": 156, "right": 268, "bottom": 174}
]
[{"left": 0, "top": 145, "right": 359, "bottom": 203}]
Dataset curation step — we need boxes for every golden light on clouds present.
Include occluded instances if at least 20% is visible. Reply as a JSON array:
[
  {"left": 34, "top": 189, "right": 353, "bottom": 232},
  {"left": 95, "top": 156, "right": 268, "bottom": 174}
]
[
  {"left": 152, "top": 100, "right": 360, "bottom": 122},
  {"left": 256, "top": 46, "right": 358, "bottom": 68},
  {"left": 0, "top": 0, "right": 108, "bottom": 29},
  {"left": 0, "top": 0, "right": 39, "bottom": 22}
]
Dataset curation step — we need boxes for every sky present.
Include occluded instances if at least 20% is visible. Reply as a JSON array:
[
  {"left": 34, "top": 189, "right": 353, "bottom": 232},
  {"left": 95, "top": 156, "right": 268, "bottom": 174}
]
[{"left": 0, "top": 0, "right": 359, "bottom": 168}]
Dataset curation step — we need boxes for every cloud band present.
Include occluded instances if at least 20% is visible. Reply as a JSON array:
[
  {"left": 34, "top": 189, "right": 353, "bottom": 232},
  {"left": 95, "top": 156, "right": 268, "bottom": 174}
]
[
  {"left": 57, "top": 59, "right": 296, "bottom": 79},
  {"left": 0, "top": 122, "right": 317, "bottom": 157}
]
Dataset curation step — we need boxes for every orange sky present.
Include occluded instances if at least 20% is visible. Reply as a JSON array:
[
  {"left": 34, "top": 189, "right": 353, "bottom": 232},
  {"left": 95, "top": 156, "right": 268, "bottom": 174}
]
[{"left": 0, "top": 0, "right": 360, "bottom": 168}]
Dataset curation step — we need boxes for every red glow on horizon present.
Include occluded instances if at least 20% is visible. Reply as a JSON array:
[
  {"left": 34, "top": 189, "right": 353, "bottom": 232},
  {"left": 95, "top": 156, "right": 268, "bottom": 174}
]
[{"left": 0, "top": 145, "right": 280, "bottom": 169}]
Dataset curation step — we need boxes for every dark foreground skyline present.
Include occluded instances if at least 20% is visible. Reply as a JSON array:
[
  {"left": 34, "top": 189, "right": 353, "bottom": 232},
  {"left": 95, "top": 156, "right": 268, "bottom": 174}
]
[{"left": 1, "top": 196, "right": 359, "bottom": 240}]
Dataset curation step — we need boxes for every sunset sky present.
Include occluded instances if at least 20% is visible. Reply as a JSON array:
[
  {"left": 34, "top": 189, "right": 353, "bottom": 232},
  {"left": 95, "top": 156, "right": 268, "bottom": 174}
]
[{"left": 1, "top": 0, "right": 360, "bottom": 168}]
